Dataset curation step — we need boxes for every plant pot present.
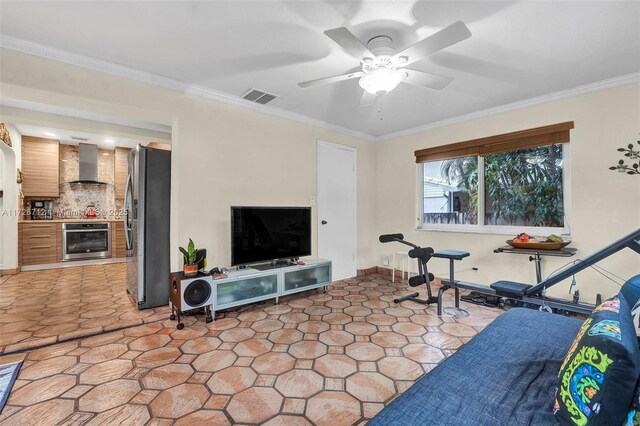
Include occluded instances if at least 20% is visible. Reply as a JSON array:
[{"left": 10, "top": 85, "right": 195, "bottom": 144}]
[{"left": 183, "top": 264, "right": 198, "bottom": 277}]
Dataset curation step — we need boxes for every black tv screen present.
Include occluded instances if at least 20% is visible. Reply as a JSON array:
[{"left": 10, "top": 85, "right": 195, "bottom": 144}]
[{"left": 231, "top": 207, "right": 312, "bottom": 266}]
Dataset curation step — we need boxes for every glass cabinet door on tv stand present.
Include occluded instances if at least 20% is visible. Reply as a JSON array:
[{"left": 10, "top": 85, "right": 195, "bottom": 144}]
[
  {"left": 281, "top": 261, "right": 332, "bottom": 296},
  {"left": 214, "top": 272, "right": 279, "bottom": 310}
]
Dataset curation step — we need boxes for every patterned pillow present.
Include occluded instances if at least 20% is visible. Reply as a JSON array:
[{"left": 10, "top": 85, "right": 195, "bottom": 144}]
[
  {"left": 632, "top": 299, "right": 640, "bottom": 339},
  {"left": 619, "top": 274, "right": 640, "bottom": 338},
  {"left": 625, "top": 383, "right": 640, "bottom": 426},
  {"left": 554, "top": 294, "right": 640, "bottom": 426}
]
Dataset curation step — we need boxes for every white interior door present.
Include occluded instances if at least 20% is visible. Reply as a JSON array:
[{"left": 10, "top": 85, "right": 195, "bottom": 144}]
[{"left": 317, "top": 140, "right": 356, "bottom": 280}]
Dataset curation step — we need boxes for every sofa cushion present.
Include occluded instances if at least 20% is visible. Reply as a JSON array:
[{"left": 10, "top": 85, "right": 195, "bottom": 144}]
[
  {"left": 369, "top": 308, "right": 582, "bottom": 426},
  {"left": 554, "top": 294, "right": 640, "bottom": 426}
]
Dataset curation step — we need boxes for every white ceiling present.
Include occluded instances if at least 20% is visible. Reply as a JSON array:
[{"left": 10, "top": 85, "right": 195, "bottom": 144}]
[
  {"left": 2, "top": 105, "right": 172, "bottom": 149},
  {"left": 1, "top": 1, "right": 639, "bottom": 138},
  {"left": 13, "top": 123, "right": 147, "bottom": 149}
]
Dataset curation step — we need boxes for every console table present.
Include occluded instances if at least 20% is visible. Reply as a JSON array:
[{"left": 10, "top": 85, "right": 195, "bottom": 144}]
[
  {"left": 493, "top": 246, "right": 576, "bottom": 283},
  {"left": 213, "top": 259, "right": 332, "bottom": 312}
]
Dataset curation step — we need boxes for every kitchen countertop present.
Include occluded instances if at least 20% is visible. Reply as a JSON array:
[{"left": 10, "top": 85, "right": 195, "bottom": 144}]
[{"left": 19, "top": 218, "right": 123, "bottom": 223}]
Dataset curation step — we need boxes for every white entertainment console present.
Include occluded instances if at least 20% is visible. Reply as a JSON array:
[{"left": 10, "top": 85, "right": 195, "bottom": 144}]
[{"left": 212, "top": 259, "right": 332, "bottom": 312}]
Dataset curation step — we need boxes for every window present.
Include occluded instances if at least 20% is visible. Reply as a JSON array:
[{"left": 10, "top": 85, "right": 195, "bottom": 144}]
[
  {"left": 423, "top": 156, "right": 478, "bottom": 225},
  {"left": 484, "top": 145, "right": 564, "bottom": 227},
  {"left": 417, "top": 122, "right": 572, "bottom": 234}
]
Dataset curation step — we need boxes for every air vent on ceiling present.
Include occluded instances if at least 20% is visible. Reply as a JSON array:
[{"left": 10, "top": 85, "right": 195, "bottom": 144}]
[
  {"left": 241, "top": 88, "right": 278, "bottom": 105},
  {"left": 70, "top": 136, "right": 90, "bottom": 142}
]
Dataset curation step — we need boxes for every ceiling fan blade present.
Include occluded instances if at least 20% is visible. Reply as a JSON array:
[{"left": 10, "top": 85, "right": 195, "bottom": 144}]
[
  {"left": 359, "top": 90, "right": 377, "bottom": 107},
  {"left": 324, "top": 27, "right": 375, "bottom": 61},
  {"left": 393, "top": 21, "right": 471, "bottom": 67},
  {"left": 402, "top": 69, "right": 453, "bottom": 90},
  {"left": 298, "top": 71, "right": 363, "bottom": 88}
]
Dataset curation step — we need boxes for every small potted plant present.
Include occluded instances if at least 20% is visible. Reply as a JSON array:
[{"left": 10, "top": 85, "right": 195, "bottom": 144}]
[{"left": 179, "top": 238, "right": 202, "bottom": 277}]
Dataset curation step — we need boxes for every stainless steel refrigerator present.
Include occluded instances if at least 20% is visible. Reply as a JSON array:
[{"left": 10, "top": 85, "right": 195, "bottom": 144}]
[{"left": 125, "top": 145, "right": 171, "bottom": 309}]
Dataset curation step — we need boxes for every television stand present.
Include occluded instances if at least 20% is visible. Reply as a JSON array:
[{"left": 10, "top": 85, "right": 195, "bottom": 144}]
[{"left": 211, "top": 259, "right": 332, "bottom": 313}]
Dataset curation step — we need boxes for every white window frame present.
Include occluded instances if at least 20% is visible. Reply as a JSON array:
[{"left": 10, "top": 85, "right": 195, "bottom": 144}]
[{"left": 417, "top": 144, "right": 571, "bottom": 236}]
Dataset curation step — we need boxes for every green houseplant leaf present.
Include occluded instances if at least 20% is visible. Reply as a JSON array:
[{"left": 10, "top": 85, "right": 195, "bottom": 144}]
[{"left": 179, "top": 238, "right": 200, "bottom": 265}]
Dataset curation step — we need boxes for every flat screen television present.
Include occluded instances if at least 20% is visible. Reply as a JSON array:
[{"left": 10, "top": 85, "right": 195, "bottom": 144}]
[{"left": 231, "top": 206, "right": 312, "bottom": 266}]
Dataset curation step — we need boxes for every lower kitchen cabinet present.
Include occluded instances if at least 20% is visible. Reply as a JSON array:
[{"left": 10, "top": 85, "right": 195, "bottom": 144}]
[{"left": 19, "top": 223, "right": 58, "bottom": 265}]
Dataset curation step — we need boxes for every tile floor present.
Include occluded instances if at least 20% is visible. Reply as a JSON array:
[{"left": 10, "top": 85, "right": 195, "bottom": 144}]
[
  {"left": 0, "top": 267, "right": 502, "bottom": 425},
  {"left": 0, "top": 264, "right": 169, "bottom": 354}
]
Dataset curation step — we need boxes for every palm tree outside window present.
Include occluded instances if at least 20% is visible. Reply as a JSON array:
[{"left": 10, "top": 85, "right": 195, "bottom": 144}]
[{"left": 422, "top": 144, "right": 565, "bottom": 230}]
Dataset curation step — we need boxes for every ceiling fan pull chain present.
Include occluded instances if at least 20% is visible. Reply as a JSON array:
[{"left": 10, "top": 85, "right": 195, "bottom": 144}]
[{"left": 378, "top": 97, "right": 384, "bottom": 120}]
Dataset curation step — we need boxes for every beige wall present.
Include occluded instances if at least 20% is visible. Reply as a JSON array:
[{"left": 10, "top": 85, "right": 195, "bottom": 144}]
[
  {"left": 376, "top": 83, "right": 640, "bottom": 302},
  {"left": 0, "top": 48, "right": 378, "bottom": 270}
]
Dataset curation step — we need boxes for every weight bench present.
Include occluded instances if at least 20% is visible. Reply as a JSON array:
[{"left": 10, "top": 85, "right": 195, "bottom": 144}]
[
  {"left": 392, "top": 246, "right": 437, "bottom": 306},
  {"left": 434, "top": 250, "right": 498, "bottom": 315},
  {"left": 379, "top": 233, "right": 498, "bottom": 316},
  {"left": 490, "top": 280, "right": 533, "bottom": 297},
  {"left": 391, "top": 245, "right": 495, "bottom": 316}
]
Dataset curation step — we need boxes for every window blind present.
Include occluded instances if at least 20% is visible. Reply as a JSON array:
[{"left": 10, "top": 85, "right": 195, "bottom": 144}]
[{"left": 414, "top": 121, "right": 574, "bottom": 163}]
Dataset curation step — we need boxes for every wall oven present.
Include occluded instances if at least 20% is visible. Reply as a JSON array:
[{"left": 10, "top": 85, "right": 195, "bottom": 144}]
[{"left": 62, "top": 222, "right": 111, "bottom": 261}]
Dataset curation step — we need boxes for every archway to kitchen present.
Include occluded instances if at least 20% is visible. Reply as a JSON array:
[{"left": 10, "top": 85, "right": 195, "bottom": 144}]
[
  {"left": 0, "top": 133, "right": 19, "bottom": 276},
  {"left": 0, "top": 104, "right": 174, "bottom": 354}
]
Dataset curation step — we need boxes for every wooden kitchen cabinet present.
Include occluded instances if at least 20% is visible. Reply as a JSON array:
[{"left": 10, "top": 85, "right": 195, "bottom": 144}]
[
  {"left": 19, "top": 222, "right": 58, "bottom": 265},
  {"left": 21, "top": 136, "right": 60, "bottom": 197},
  {"left": 114, "top": 147, "right": 129, "bottom": 199},
  {"left": 112, "top": 221, "right": 126, "bottom": 258},
  {"left": 56, "top": 223, "right": 63, "bottom": 262}
]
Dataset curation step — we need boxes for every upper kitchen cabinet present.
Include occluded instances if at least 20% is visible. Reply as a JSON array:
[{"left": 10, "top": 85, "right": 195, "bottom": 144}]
[
  {"left": 21, "top": 136, "right": 60, "bottom": 197},
  {"left": 114, "top": 147, "right": 129, "bottom": 199}
]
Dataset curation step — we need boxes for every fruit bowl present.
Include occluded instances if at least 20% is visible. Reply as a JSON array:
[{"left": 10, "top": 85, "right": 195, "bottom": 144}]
[{"left": 506, "top": 240, "right": 571, "bottom": 250}]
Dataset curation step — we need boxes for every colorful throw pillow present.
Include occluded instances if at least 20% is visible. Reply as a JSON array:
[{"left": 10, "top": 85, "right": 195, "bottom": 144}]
[
  {"left": 620, "top": 274, "right": 640, "bottom": 338},
  {"left": 632, "top": 299, "right": 640, "bottom": 339},
  {"left": 554, "top": 294, "right": 640, "bottom": 426},
  {"left": 624, "top": 383, "right": 640, "bottom": 426}
]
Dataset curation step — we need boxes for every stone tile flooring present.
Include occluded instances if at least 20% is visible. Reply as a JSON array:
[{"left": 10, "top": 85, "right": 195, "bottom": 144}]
[
  {"left": 0, "top": 264, "right": 169, "bottom": 354},
  {"left": 0, "top": 267, "right": 502, "bottom": 425}
]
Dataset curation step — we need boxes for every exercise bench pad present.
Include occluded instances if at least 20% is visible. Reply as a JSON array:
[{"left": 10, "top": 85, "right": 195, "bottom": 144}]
[
  {"left": 490, "top": 281, "right": 532, "bottom": 297},
  {"left": 433, "top": 250, "right": 470, "bottom": 260},
  {"left": 409, "top": 273, "right": 435, "bottom": 288}
]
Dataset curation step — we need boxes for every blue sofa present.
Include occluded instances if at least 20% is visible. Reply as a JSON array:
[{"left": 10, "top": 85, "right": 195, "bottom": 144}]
[{"left": 369, "top": 308, "right": 582, "bottom": 426}]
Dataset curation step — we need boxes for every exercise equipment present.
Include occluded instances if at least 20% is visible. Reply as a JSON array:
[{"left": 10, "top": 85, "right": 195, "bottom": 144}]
[
  {"left": 379, "top": 233, "right": 438, "bottom": 306},
  {"left": 379, "top": 228, "right": 640, "bottom": 316},
  {"left": 379, "top": 233, "right": 481, "bottom": 315}
]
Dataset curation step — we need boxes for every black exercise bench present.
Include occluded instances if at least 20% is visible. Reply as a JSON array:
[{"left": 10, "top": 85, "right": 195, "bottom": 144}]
[{"left": 434, "top": 250, "right": 498, "bottom": 315}]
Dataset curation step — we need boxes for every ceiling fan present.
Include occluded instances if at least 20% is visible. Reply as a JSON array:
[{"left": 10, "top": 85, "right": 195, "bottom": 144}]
[{"left": 298, "top": 21, "right": 472, "bottom": 107}]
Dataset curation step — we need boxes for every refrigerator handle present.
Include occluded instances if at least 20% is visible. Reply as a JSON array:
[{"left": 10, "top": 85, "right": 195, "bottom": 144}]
[{"left": 124, "top": 173, "right": 133, "bottom": 251}]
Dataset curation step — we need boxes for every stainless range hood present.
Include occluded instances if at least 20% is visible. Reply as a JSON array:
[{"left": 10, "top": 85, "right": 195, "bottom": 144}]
[{"left": 67, "top": 143, "right": 107, "bottom": 186}]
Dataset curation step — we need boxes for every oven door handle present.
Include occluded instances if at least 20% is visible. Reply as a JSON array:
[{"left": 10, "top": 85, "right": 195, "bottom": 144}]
[{"left": 63, "top": 229, "right": 109, "bottom": 233}]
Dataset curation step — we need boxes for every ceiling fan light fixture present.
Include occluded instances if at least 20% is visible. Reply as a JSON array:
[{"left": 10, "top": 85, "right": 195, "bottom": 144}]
[{"left": 359, "top": 68, "right": 404, "bottom": 95}]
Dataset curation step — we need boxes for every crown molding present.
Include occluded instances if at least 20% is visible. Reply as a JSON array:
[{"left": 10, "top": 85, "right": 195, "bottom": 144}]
[
  {"left": 378, "top": 71, "right": 640, "bottom": 141},
  {"left": 0, "top": 35, "right": 377, "bottom": 142},
  {"left": 0, "top": 98, "right": 172, "bottom": 135},
  {"left": 2, "top": 35, "right": 638, "bottom": 144}
]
